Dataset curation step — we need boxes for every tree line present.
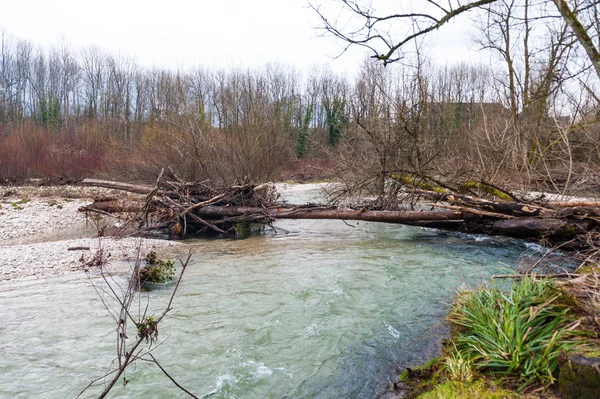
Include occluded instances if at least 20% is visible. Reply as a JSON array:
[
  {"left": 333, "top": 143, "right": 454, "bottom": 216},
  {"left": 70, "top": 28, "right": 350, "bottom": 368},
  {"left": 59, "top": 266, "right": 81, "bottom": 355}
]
[{"left": 0, "top": 25, "right": 598, "bottom": 190}]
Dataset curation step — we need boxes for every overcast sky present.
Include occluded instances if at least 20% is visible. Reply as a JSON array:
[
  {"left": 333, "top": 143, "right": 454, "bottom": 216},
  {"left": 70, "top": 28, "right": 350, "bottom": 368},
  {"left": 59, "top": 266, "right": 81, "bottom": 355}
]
[{"left": 0, "top": 0, "right": 480, "bottom": 76}]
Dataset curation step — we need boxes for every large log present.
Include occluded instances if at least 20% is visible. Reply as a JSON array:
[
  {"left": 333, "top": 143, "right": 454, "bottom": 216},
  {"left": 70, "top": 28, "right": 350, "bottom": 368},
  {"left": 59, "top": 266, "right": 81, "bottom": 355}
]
[
  {"left": 81, "top": 179, "right": 157, "bottom": 195},
  {"left": 81, "top": 201, "right": 475, "bottom": 226},
  {"left": 194, "top": 205, "right": 476, "bottom": 225},
  {"left": 491, "top": 218, "right": 587, "bottom": 238}
]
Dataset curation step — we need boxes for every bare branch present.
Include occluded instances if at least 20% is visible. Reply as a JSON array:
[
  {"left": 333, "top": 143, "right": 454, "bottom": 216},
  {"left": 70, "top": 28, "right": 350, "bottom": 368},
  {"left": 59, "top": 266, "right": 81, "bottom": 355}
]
[{"left": 78, "top": 247, "right": 195, "bottom": 398}]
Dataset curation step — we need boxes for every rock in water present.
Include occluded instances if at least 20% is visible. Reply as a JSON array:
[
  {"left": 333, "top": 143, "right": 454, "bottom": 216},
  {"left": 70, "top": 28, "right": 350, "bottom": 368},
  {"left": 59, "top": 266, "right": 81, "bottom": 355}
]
[{"left": 558, "top": 353, "right": 600, "bottom": 399}]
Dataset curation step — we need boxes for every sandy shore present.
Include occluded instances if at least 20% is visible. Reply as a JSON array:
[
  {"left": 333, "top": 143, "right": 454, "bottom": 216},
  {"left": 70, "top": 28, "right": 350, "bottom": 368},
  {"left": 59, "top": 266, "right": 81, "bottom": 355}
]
[{"left": 0, "top": 185, "right": 181, "bottom": 282}]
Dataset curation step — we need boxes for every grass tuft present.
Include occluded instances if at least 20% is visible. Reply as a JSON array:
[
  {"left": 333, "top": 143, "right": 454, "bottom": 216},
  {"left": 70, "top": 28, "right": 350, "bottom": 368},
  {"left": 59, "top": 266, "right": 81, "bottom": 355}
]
[
  {"left": 448, "top": 277, "right": 587, "bottom": 387},
  {"left": 444, "top": 343, "right": 474, "bottom": 382}
]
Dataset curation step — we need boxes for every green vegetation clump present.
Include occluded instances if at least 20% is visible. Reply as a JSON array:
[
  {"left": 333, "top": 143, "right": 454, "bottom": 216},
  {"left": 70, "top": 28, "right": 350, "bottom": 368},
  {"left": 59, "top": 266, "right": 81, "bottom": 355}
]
[
  {"left": 398, "top": 277, "right": 595, "bottom": 398},
  {"left": 11, "top": 198, "right": 29, "bottom": 210},
  {"left": 47, "top": 200, "right": 63, "bottom": 209},
  {"left": 448, "top": 278, "right": 586, "bottom": 387},
  {"left": 137, "top": 314, "right": 159, "bottom": 343},
  {"left": 444, "top": 345, "right": 474, "bottom": 382},
  {"left": 137, "top": 251, "right": 175, "bottom": 284}
]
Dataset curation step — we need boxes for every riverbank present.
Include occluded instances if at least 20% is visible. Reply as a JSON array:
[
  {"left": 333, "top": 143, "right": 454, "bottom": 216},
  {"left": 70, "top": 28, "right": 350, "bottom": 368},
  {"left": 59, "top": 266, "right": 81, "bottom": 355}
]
[{"left": 0, "top": 185, "right": 181, "bottom": 281}]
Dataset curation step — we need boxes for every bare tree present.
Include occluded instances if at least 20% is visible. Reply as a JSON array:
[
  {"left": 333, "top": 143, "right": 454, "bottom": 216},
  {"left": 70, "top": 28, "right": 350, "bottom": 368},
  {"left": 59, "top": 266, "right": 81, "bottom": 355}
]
[{"left": 311, "top": 0, "right": 600, "bottom": 80}]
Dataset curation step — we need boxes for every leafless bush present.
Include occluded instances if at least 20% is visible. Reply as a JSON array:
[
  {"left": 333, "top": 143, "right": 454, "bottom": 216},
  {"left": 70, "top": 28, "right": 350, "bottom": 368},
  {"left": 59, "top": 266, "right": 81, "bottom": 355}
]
[{"left": 77, "top": 246, "right": 196, "bottom": 398}]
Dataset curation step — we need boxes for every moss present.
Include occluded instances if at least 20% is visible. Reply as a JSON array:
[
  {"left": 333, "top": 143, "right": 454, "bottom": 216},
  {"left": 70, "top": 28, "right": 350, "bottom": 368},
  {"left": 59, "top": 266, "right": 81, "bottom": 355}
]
[
  {"left": 577, "top": 263, "right": 600, "bottom": 274},
  {"left": 420, "top": 357, "right": 441, "bottom": 370},
  {"left": 558, "top": 354, "right": 600, "bottom": 399},
  {"left": 390, "top": 173, "right": 449, "bottom": 194},
  {"left": 397, "top": 358, "right": 443, "bottom": 397},
  {"left": 557, "top": 223, "right": 583, "bottom": 238},
  {"left": 461, "top": 181, "right": 512, "bottom": 201},
  {"left": 235, "top": 220, "right": 251, "bottom": 237},
  {"left": 417, "top": 379, "right": 535, "bottom": 399},
  {"left": 399, "top": 369, "right": 410, "bottom": 381}
]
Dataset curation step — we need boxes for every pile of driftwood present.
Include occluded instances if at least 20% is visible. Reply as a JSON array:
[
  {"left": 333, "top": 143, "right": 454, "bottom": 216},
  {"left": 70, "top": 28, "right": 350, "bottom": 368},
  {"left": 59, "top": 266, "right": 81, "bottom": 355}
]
[
  {"left": 79, "top": 176, "right": 600, "bottom": 253},
  {"left": 79, "top": 175, "right": 280, "bottom": 237}
]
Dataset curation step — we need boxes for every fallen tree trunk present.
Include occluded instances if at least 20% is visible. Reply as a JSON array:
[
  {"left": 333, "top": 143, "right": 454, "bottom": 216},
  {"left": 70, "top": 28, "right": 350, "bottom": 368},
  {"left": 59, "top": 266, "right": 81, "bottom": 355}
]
[
  {"left": 491, "top": 219, "right": 588, "bottom": 239},
  {"left": 78, "top": 178, "right": 600, "bottom": 250},
  {"left": 193, "top": 205, "right": 476, "bottom": 225},
  {"left": 81, "top": 199, "right": 593, "bottom": 245},
  {"left": 81, "top": 202, "right": 476, "bottom": 229},
  {"left": 81, "top": 179, "right": 158, "bottom": 195}
]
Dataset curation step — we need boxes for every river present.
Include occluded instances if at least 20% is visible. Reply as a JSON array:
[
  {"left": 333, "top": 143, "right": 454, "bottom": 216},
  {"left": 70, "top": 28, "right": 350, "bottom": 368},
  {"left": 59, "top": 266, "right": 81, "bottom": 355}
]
[{"left": 0, "top": 185, "right": 567, "bottom": 398}]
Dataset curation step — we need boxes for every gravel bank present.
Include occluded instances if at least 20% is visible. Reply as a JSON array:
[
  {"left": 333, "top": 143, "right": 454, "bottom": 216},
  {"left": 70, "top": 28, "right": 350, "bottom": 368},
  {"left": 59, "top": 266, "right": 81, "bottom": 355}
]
[
  {"left": 0, "top": 186, "right": 180, "bottom": 281},
  {"left": 0, "top": 237, "right": 181, "bottom": 281},
  {"left": 0, "top": 197, "right": 88, "bottom": 241}
]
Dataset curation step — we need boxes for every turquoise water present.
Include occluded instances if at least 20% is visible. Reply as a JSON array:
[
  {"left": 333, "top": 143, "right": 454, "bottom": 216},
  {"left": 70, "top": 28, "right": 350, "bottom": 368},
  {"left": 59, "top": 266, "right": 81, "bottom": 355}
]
[{"left": 0, "top": 188, "right": 568, "bottom": 398}]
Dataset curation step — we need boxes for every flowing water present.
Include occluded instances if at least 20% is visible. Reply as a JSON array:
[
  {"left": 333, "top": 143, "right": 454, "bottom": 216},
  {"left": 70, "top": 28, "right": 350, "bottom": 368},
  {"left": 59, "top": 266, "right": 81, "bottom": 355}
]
[{"left": 0, "top": 186, "right": 570, "bottom": 398}]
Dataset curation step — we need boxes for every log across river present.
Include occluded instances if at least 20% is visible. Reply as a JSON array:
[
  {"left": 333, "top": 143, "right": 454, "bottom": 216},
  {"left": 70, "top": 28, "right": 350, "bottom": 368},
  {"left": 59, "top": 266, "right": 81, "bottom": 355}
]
[{"left": 80, "top": 178, "right": 600, "bottom": 250}]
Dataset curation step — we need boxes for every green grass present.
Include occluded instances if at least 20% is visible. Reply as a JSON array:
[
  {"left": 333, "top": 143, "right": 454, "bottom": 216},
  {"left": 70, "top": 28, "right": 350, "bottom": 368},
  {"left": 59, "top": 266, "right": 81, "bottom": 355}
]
[
  {"left": 448, "top": 277, "right": 586, "bottom": 387},
  {"left": 47, "top": 200, "right": 63, "bottom": 209},
  {"left": 417, "top": 379, "right": 532, "bottom": 399}
]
